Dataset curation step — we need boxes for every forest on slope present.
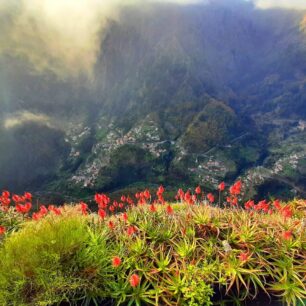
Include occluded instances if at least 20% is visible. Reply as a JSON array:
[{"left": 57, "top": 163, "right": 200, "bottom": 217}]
[{"left": 0, "top": 0, "right": 306, "bottom": 201}]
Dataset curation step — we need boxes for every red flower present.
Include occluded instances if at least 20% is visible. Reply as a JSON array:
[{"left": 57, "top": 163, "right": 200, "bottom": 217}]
[
  {"left": 0, "top": 196, "right": 10, "bottom": 207},
  {"left": 166, "top": 205, "right": 173, "bottom": 215},
  {"left": 282, "top": 230, "right": 293, "bottom": 240},
  {"left": 256, "top": 200, "right": 270, "bottom": 213},
  {"left": 32, "top": 212, "right": 42, "bottom": 221},
  {"left": 195, "top": 186, "right": 201, "bottom": 195},
  {"left": 24, "top": 192, "right": 32, "bottom": 201},
  {"left": 238, "top": 251, "right": 249, "bottom": 262},
  {"left": 144, "top": 189, "right": 151, "bottom": 199},
  {"left": 127, "top": 225, "right": 136, "bottom": 236},
  {"left": 273, "top": 199, "right": 281, "bottom": 211},
  {"left": 16, "top": 202, "right": 32, "bottom": 214},
  {"left": 282, "top": 206, "right": 293, "bottom": 219},
  {"left": 39, "top": 205, "right": 48, "bottom": 215},
  {"left": 230, "top": 181, "right": 242, "bottom": 195},
  {"left": 127, "top": 196, "right": 134, "bottom": 205},
  {"left": 95, "top": 193, "right": 101, "bottom": 204},
  {"left": 177, "top": 188, "right": 185, "bottom": 201},
  {"left": 129, "top": 274, "right": 140, "bottom": 287},
  {"left": 149, "top": 204, "right": 157, "bottom": 212},
  {"left": 2, "top": 191, "right": 10, "bottom": 198},
  {"left": 122, "top": 212, "right": 128, "bottom": 222},
  {"left": 112, "top": 256, "right": 121, "bottom": 268},
  {"left": 120, "top": 195, "right": 126, "bottom": 202},
  {"left": 98, "top": 209, "right": 106, "bottom": 220},
  {"left": 32, "top": 205, "right": 48, "bottom": 221},
  {"left": 157, "top": 185, "right": 165, "bottom": 195},
  {"left": 80, "top": 202, "right": 88, "bottom": 215},
  {"left": 207, "top": 193, "right": 214, "bottom": 203},
  {"left": 108, "top": 221, "right": 115, "bottom": 230},
  {"left": 184, "top": 191, "right": 191, "bottom": 201},
  {"left": 95, "top": 193, "right": 110, "bottom": 209},
  {"left": 218, "top": 182, "right": 225, "bottom": 191},
  {"left": 0, "top": 226, "right": 6, "bottom": 235},
  {"left": 53, "top": 207, "right": 62, "bottom": 215},
  {"left": 48, "top": 205, "right": 61, "bottom": 215},
  {"left": 12, "top": 194, "right": 22, "bottom": 203},
  {"left": 244, "top": 200, "right": 254, "bottom": 210},
  {"left": 231, "top": 197, "right": 238, "bottom": 206}
]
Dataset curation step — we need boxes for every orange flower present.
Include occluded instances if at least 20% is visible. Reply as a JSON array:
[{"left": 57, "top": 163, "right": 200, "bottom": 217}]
[{"left": 129, "top": 274, "right": 140, "bottom": 287}]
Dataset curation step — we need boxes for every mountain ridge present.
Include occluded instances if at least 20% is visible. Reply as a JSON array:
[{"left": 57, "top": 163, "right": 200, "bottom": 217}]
[{"left": 0, "top": 0, "right": 306, "bottom": 200}]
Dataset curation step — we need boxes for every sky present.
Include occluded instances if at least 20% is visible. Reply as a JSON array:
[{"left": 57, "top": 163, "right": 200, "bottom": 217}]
[{"left": 0, "top": 0, "right": 305, "bottom": 80}]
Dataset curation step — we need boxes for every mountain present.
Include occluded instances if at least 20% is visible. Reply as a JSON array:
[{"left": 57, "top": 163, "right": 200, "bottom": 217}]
[{"left": 1, "top": 0, "right": 306, "bottom": 201}]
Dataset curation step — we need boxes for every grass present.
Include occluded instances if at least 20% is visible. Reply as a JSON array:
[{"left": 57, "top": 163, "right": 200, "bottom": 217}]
[{"left": 0, "top": 189, "right": 305, "bottom": 305}]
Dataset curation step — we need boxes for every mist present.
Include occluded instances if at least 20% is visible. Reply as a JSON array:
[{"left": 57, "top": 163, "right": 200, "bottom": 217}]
[
  {"left": 0, "top": 0, "right": 305, "bottom": 80},
  {"left": 0, "top": 0, "right": 204, "bottom": 80},
  {"left": 3, "top": 111, "right": 51, "bottom": 129},
  {"left": 254, "top": 0, "right": 306, "bottom": 10}
]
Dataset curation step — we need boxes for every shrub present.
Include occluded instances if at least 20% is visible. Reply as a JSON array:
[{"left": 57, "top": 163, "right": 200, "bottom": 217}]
[{"left": 0, "top": 185, "right": 305, "bottom": 305}]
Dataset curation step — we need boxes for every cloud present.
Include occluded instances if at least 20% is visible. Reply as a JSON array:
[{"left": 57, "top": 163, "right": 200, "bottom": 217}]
[
  {"left": 0, "top": 0, "right": 204, "bottom": 80},
  {"left": 3, "top": 111, "right": 51, "bottom": 129},
  {"left": 254, "top": 0, "right": 306, "bottom": 10},
  {"left": 0, "top": 0, "right": 304, "bottom": 80},
  {"left": 0, "top": 0, "right": 123, "bottom": 79}
]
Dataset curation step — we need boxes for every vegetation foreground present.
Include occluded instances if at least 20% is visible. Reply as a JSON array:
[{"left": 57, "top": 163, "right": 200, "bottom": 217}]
[{"left": 0, "top": 183, "right": 305, "bottom": 306}]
